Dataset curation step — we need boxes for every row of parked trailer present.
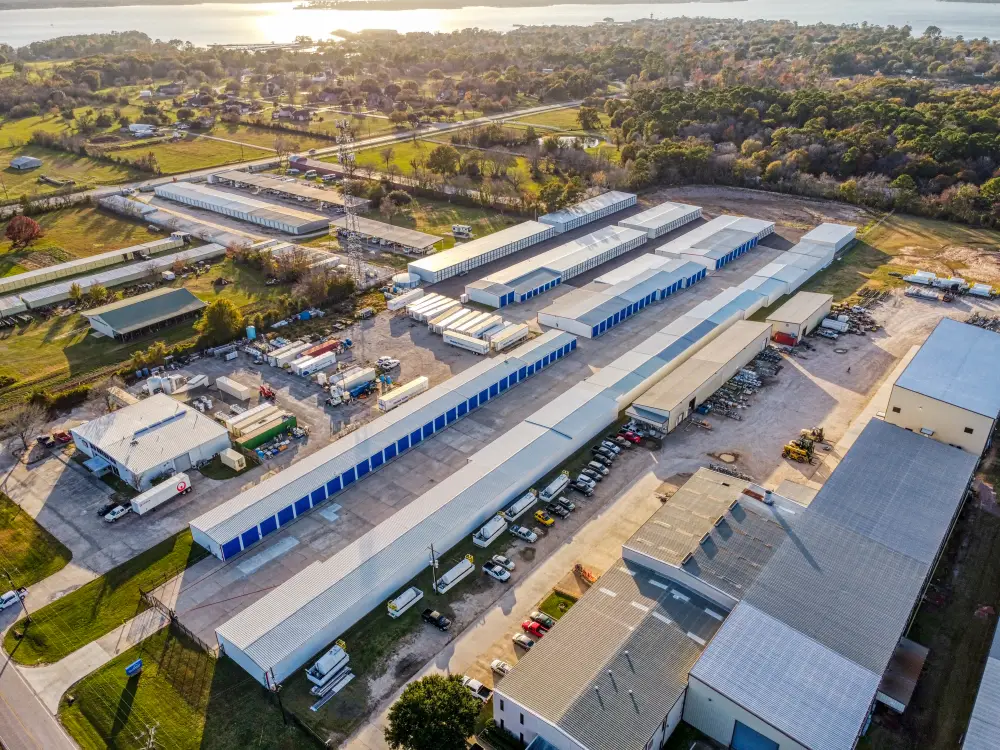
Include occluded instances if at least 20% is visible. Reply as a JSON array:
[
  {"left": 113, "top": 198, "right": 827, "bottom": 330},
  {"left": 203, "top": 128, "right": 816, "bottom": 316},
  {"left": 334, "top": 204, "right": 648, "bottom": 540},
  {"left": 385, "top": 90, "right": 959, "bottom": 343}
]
[{"left": 402, "top": 291, "right": 532, "bottom": 355}]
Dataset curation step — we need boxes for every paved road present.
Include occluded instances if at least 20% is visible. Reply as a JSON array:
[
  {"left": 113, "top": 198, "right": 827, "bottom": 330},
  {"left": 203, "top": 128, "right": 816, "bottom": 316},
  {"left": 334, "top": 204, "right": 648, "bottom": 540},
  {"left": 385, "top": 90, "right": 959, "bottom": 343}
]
[{"left": 0, "top": 650, "right": 76, "bottom": 750}]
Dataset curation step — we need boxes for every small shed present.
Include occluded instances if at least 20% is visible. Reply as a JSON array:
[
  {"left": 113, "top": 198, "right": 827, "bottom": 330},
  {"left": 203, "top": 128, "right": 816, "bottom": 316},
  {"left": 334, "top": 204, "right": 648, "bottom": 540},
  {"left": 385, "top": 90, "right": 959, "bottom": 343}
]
[
  {"left": 10, "top": 155, "right": 43, "bottom": 171},
  {"left": 221, "top": 448, "right": 246, "bottom": 472},
  {"left": 765, "top": 291, "right": 833, "bottom": 344}
]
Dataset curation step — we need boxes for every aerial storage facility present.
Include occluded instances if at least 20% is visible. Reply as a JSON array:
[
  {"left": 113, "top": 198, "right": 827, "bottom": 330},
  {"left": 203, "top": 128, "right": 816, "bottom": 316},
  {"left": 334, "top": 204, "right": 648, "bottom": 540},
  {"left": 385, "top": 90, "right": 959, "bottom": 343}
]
[
  {"left": 208, "top": 170, "right": 366, "bottom": 211},
  {"left": 618, "top": 200, "right": 703, "bottom": 238},
  {"left": 154, "top": 182, "right": 329, "bottom": 235},
  {"left": 407, "top": 221, "right": 554, "bottom": 283},
  {"left": 465, "top": 225, "right": 648, "bottom": 308},
  {"left": 538, "top": 191, "right": 637, "bottom": 234},
  {"left": 963, "top": 623, "right": 1000, "bottom": 750},
  {"left": 765, "top": 291, "right": 834, "bottom": 345},
  {"left": 190, "top": 330, "right": 578, "bottom": 561},
  {"left": 656, "top": 215, "right": 774, "bottom": 272}
]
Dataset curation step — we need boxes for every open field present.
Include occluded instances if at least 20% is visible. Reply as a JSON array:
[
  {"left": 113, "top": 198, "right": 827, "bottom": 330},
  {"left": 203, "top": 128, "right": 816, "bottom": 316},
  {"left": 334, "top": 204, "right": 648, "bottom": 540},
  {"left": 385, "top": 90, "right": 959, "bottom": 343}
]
[
  {"left": 112, "top": 135, "right": 271, "bottom": 174},
  {"left": 2, "top": 146, "right": 136, "bottom": 199},
  {"left": 208, "top": 123, "right": 331, "bottom": 152},
  {"left": 0, "top": 493, "right": 72, "bottom": 589},
  {"left": 307, "top": 114, "right": 401, "bottom": 139},
  {"left": 0, "top": 206, "right": 165, "bottom": 275},
  {"left": 59, "top": 625, "right": 315, "bottom": 750},
  {"left": 402, "top": 196, "right": 521, "bottom": 250},
  {"left": 513, "top": 107, "right": 609, "bottom": 131},
  {"left": 3, "top": 530, "right": 207, "bottom": 665}
]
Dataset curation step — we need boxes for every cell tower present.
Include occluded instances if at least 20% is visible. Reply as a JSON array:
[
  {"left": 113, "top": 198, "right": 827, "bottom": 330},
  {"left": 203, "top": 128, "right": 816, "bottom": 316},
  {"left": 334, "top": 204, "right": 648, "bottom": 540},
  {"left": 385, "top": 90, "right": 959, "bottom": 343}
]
[{"left": 337, "top": 134, "right": 366, "bottom": 361}]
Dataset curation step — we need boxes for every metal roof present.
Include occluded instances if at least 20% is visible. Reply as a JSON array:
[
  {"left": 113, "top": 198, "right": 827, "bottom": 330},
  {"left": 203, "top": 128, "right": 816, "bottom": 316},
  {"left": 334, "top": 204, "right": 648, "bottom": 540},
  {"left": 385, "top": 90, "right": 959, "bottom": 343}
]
[
  {"left": 191, "top": 331, "right": 576, "bottom": 545},
  {"left": 963, "top": 624, "right": 1000, "bottom": 750},
  {"left": 766, "top": 292, "right": 833, "bottom": 325},
  {"left": 154, "top": 182, "right": 329, "bottom": 230},
  {"left": 656, "top": 215, "right": 773, "bottom": 256},
  {"left": 330, "top": 215, "right": 440, "bottom": 250},
  {"left": 85, "top": 287, "right": 206, "bottom": 335},
  {"left": 71, "top": 393, "right": 228, "bottom": 475},
  {"left": 893, "top": 318, "right": 1000, "bottom": 418},
  {"left": 408, "top": 221, "right": 553, "bottom": 275},
  {"left": 538, "top": 191, "right": 636, "bottom": 226},
  {"left": 692, "top": 420, "right": 978, "bottom": 750},
  {"left": 801, "top": 223, "right": 856, "bottom": 247},
  {"left": 213, "top": 170, "right": 365, "bottom": 209},
  {"left": 498, "top": 562, "right": 720, "bottom": 750},
  {"left": 618, "top": 201, "right": 701, "bottom": 231}
]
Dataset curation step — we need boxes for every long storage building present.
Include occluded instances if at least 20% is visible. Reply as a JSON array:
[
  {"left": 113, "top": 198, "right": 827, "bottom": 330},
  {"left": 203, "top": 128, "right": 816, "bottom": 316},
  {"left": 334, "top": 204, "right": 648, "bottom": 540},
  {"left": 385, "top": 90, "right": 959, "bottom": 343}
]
[
  {"left": 538, "top": 191, "right": 637, "bottom": 234},
  {"left": 154, "top": 182, "right": 329, "bottom": 235},
  {"left": 656, "top": 215, "right": 774, "bottom": 272},
  {"left": 208, "top": 170, "right": 367, "bottom": 211},
  {"left": 407, "top": 221, "right": 554, "bottom": 284},
  {"left": 84, "top": 287, "right": 207, "bottom": 340},
  {"left": 765, "top": 291, "right": 834, "bottom": 345},
  {"left": 618, "top": 200, "right": 702, "bottom": 238},
  {"left": 465, "top": 225, "right": 647, "bottom": 308},
  {"left": 190, "top": 330, "right": 578, "bottom": 561}
]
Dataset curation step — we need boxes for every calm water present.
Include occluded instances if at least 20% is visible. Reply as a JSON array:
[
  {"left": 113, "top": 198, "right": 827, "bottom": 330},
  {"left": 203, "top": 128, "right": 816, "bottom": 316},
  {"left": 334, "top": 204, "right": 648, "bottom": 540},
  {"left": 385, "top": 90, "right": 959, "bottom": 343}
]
[{"left": 3, "top": 0, "right": 1000, "bottom": 47}]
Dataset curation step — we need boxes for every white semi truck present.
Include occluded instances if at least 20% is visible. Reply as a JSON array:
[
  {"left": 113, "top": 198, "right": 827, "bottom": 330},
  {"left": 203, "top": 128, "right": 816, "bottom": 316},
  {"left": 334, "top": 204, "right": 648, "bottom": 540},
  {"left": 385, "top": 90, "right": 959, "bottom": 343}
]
[{"left": 130, "top": 472, "right": 193, "bottom": 516}]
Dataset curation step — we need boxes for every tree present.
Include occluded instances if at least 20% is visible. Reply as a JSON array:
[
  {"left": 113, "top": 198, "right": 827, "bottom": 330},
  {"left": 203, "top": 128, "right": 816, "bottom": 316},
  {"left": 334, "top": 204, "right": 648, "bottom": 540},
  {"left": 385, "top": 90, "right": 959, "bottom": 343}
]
[
  {"left": 426, "top": 144, "right": 461, "bottom": 175},
  {"left": 68, "top": 282, "right": 83, "bottom": 305},
  {"left": 980, "top": 176, "right": 1000, "bottom": 203},
  {"left": 90, "top": 374, "right": 126, "bottom": 413},
  {"left": 4, "top": 215, "right": 43, "bottom": 249},
  {"left": 196, "top": 299, "right": 244, "bottom": 344},
  {"left": 380, "top": 146, "right": 396, "bottom": 172},
  {"left": 538, "top": 180, "right": 567, "bottom": 213},
  {"left": 578, "top": 106, "right": 601, "bottom": 131},
  {"left": 384, "top": 675, "right": 480, "bottom": 750},
  {"left": 87, "top": 284, "right": 109, "bottom": 305},
  {"left": 0, "top": 402, "right": 47, "bottom": 452}
]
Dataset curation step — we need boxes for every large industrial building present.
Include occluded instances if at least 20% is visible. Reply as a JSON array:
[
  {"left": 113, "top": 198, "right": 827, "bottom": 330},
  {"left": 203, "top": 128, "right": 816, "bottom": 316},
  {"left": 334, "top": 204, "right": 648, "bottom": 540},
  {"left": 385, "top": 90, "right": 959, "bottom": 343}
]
[
  {"left": 618, "top": 200, "right": 702, "bottom": 238},
  {"left": 655, "top": 215, "right": 774, "bottom": 272},
  {"left": 497, "top": 420, "right": 979, "bottom": 750},
  {"left": 466, "top": 225, "right": 648, "bottom": 308},
  {"left": 72, "top": 394, "right": 230, "bottom": 491},
  {"left": 884, "top": 317, "right": 1000, "bottom": 455},
  {"left": 208, "top": 170, "right": 368, "bottom": 212},
  {"left": 84, "top": 287, "right": 207, "bottom": 339},
  {"left": 407, "top": 221, "right": 555, "bottom": 283},
  {"left": 0, "top": 235, "right": 186, "bottom": 295},
  {"left": 538, "top": 191, "right": 637, "bottom": 234},
  {"left": 963, "top": 625, "right": 1000, "bottom": 750},
  {"left": 536, "top": 254, "right": 706, "bottom": 339},
  {"left": 330, "top": 215, "right": 441, "bottom": 254},
  {"left": 154, "top": 182, "right": 330, "bottom": 235},
  {"left": 190, "top": 331, "right": 578, "bottom": 561},
  {"left": 765, "top": 291, "right": 834, "bottom": 345}
]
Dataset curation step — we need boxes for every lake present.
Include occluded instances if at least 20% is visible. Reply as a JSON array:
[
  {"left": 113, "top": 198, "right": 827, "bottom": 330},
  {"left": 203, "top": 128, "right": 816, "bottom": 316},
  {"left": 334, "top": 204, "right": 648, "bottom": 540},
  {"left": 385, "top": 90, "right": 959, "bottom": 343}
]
[{"left": 4, "top": 0, "right": 1000, "bottom": 47}]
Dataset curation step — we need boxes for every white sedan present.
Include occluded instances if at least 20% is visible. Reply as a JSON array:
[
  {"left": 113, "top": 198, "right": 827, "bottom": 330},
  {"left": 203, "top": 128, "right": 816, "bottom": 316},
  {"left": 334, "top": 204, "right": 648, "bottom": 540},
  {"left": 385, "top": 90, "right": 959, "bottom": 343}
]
[
  {"left": 491, "top": 659, "right": 512, "bottom": 676},
  {"left": 491, "top": 554, "right": 515, "bottom": 571}
]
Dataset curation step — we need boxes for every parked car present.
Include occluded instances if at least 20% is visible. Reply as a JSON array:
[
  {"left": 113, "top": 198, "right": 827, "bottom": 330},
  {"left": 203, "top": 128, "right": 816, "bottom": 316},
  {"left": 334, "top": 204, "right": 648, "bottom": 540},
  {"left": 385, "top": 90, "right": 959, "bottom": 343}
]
[
  {"left": 534, "top": 509, "right": 555, "bottom": 526},
  {"left": 587, "top": 461, "right": 609, "bottom": 476},
  {"left": 618, "top": 430, "right": 642, "bottom": 444},
  {"left": 0, "top": 588, "right": 26, "bottom": 611},
  {"left": 570, "top": 480, "right": 595, "bottom": 497},
  {"left": 575, "top": 474, "right": 596, "bottom": 489},
  {"left": 522, "top": 620, "right": 547, "bottom": 638},
  {"left": 592, "top": 446, "right": 616, "bottom": 462},
  {"left": 606, "top": 434, "right": 631, "bottom": 448},
  {"left": 491, "top": 554, "right": 515, "bottom": 571},
  {"left": 553, "top": 496, "right": 576, "bottom": 513},
  {"left": 421, "top": 608, "right": 451, "bottom": 631},
  {"left": 512, "top": 633, "right": 535, "bottom": 649},
  {"left": 35, "top": 435, "right": 54, "bottom": 448},
  {"left": 510, "top": 524, "right": 538, "bottom": 542},
  {"left": 600, "top": 440, "right": 622, "bottom": 455},
  {"left": 52, "top": 431, "right": 72, "bottom": 444},
  {"left": 591, "top": 454, "right": 613, "bottom": 468},
  {"left": 530, "top": 610, "right": 556, "bottom": 629},
  {"left": 97, "top": 501, "right": 118, "bottom": 517},
  {"left": 461, "top": 676, "right": 493, "bottom": 702},
  {"left": 483, "top": 561, "right": 511, "bottom": 582},
  {"left": 491, "top": 659, "right": 512, "bottom": 676},
  {"left": 580, "top": 468, "right": 603, "bottom": 483},
  {"left": 546, "top": 502, "right": 569, "bottom": 518},
  {"left": 104, "top": 505, "right": 130, "bottom": 523}
]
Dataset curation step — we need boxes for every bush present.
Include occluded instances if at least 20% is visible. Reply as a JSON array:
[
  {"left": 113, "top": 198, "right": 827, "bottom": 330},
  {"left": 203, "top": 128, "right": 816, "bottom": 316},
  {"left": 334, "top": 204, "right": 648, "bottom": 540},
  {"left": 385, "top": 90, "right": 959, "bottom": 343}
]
[{"left": 29, "top": 384, "right": 92, "bottom": 414}]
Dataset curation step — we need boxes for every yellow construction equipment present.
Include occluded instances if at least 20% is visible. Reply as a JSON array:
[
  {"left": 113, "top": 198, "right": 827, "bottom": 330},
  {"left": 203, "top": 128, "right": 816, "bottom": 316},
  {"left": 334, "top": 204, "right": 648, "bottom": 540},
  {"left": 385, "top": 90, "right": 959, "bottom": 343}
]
[
  {"left": 800, "top": 426, "right": 825, "bottom": 443},
  {"left": 782, "top": 443, "right": 811, "bottom": 463}
]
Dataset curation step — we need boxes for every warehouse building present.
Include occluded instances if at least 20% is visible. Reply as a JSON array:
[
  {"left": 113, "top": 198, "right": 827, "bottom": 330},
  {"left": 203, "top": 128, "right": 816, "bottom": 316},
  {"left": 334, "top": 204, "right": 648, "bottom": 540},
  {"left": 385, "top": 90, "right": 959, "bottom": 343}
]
[
  {"left": 626, "top": 320, "right": 772, "bottom": 432},
  {"left": 884, "top": 317, "right": 1000, "bottom": 456},
  {"left": 800, "top": 222, "right": 857, "bottom": 253},
  {"left": 765, "top": 291, "right": 834, "bottom": 345},
  {"left": 466, "top": 226, "right": 648, "bottom": 308},
  {"left": 962, "top": 625, "right": 1000, "bottom": 750},
  {"left": 190, "top": 331, "right": 578, "bottom": 561},
  {"left": 0, "top": 295, "right": 27, "bottom": 317},
  {"left": 537, "top": 254, "right": 706, "bottom": 339},
  {"left": 330, "top": 215, "right": 440, "bottom": 254},
  {"left": 72, "top": 394, "right": 230, "bottom": 491},
  {"left": 0, "top": 235, "right": 187, "bottom": 295},
  {"left": 84, "top": 287, "right": 207, "bottom": 339},
  {"left": 14, "top": 243, "right": 225, "bottom": 309},
  {"left": 655, "top": 215, "right": 774, "bottom": 272},
  {"left": 538, "top": 191, "right": 637, "bottom": 234},
  {"left": 618, "top": 200, "right": 702, "bottom": 238},
  {"left": 407, "top": 221, "right": 555, "bottom": 284},
  {"left": 154, "top": 182, "right": 329, "bottom": 235},
  {"left": 208, "top": 170, "right": 368, "bottom": 211}
]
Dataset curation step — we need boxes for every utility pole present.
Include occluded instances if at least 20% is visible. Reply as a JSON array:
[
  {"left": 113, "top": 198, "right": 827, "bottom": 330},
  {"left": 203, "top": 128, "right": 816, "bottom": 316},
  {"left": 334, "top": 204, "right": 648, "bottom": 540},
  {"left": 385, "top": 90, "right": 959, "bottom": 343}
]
[
  {"left": 428, "top": 544, "right": 438, "bottom": 590},
  {"left": 338, "top": 133, "right": 366, "bottom": 362}
]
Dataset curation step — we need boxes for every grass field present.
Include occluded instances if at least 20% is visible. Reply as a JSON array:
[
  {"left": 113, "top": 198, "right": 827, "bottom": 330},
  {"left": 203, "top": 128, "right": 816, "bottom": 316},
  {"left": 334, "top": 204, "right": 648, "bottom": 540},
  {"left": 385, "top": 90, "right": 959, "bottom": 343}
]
[
  {"left": 4, "top": 530, "right": 208, "bottom": 665},
  {"left": 394, "top": 197, "right": 520, "bottom": 250},
  {"left": 59, "top": 625, "right": 315, "bottom": 750},
  {"left": 538, "top": 590, "right": 577, "bottom": 621},
  {"left": 308, "top": 114, "right": 401, "bottom": 140},
  {"left": 209, "top": 123, "right": 330, "bottom": 152},
  {"left": 112, "top": 136, "right": 270, "bottom": 174},
  {"left": 0, "top": 206, "right": 165, "bottom": 276},
  {"left": 0, "top": 494, "right": 72, "bottom": 589},
  {"left": 514, "top": 107, "right": 610, "bottom": 132},
  {"left": 2, "top": 146, "right": 136, "bottom": 200}
]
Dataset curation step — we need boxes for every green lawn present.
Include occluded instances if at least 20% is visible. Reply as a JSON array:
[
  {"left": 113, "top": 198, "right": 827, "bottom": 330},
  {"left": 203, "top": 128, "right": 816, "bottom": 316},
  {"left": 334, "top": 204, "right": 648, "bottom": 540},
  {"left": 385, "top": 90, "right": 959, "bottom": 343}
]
[
  {"left": 208, "top": 123, "right": 330, "bottom": 152},
  {"left": 309, "top": 115, "right": 401, "bottom": 140},
  {"left": 537, "top": 590, "right": 577, "bottom": 622},
  {"left": 0, "top": 494, "right": 72, "bottom": 589},
  {"left": 60, "top": 625, "right": 315, "bottom": 750},
  {"left": 380, "top": 196, "right": 519, "bottom": 251},
  {"left": 2, "top": 146, "right": 136, "bottom": 200},
  {"left": 4, "top": 530, "right": 208, "bottom": 665},
  {"left": 197, "top": 454, "right": 249, "bottom": 480},
  {"left": 111, "top": 135, "right": 270, "bottom": 174},
  {"left": 514, "top": 107, "right": 610, "bottom": 131}
]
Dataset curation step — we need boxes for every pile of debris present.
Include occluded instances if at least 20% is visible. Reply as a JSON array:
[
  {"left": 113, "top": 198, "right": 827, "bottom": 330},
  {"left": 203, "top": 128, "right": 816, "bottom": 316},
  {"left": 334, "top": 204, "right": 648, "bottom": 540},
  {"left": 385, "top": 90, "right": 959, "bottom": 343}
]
[
  {"left": 697, "top": 348, "right": 782, "bottom": 421},
  {"left": 828, "top": 303, "right": 882, "bottom": 334},
  {"left": 856, "top": 287, "right": 891, "bottom": 308},
  {"left": 708, "top": 463, "right": 753, "bottom": 482},
  {"left": 967, "top": 312, "right": 1000, "bottom": 332}
]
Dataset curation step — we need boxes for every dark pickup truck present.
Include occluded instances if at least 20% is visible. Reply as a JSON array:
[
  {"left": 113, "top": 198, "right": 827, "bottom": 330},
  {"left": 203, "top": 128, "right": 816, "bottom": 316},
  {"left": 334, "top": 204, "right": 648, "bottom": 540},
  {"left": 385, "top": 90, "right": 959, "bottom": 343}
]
[{"left": 421, "top": 608, "right": 451, "bottom": 631}]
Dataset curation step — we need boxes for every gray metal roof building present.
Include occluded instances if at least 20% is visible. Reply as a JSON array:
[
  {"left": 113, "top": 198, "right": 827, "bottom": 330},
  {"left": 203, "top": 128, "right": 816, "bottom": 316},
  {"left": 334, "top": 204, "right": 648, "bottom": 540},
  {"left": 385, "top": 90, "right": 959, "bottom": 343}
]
[
  {"left": 408, "top": 222, "right": 555, "bottom": 283},
  {"left": 84, "top": 287, "right": 206, "bottom": 339},
  {"left": 687, "top": 420, "right": 978, "bottom": 750},
  {"left": 963, "top": 623, "right": 1000, "bottom": 750},
  {"left": 538, "top": 191, "right": 637, "bottom": 234},
  {"left": 330, "top": 215, "right": 440, "bottom": 252},
  {"left": 618, "top": 201, "right": 702, "bottom": 239},
  {"left": 209, "top": 170, "right": 366, "bottom": 211},
  {"left": 655, "top": 215, "right": 774, "bottom": 272}
]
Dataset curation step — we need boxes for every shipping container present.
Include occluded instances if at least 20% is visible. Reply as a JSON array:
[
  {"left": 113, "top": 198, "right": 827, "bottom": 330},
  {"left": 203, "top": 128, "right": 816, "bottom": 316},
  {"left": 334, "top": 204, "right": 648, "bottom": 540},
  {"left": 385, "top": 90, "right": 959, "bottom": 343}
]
[
  {"left": 303, "top": 339, "right": 340, "bottom": 358},
  {"left": 216, "top": 376, "right": 252, "bottom": 401},
  {"left": 491, "top": 324, "right": 531, "bottom": 352},
  {"left": 270, "top": 342, "right": 311, "bottom": 367},
  {"left": 378, "top": 377, "right": 430, "bottom": 412},
  {"left": 297, "top": 351, "right": 337, "bottom": 376},
  {"left": 131, "top": 472, "right": 192, "bottom": 515},
  {"left": 236, "top": 414, "right": 297, "bottom": 450},
  {"left": 230, "top": 406, "right": 281, "bottom": 438},
  {"left": 444, "top": 330, "right": 491, "bottom": 355}
]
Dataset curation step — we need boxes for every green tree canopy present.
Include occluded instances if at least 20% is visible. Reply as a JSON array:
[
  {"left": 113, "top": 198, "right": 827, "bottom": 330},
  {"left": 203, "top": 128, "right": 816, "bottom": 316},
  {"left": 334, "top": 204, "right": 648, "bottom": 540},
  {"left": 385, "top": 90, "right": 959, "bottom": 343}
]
[
  {"left": 196, "top": 299, "right": 244, "bottom": 345},
  {"left": 384, "top": 675, "right": 480, "bottom": 750}
]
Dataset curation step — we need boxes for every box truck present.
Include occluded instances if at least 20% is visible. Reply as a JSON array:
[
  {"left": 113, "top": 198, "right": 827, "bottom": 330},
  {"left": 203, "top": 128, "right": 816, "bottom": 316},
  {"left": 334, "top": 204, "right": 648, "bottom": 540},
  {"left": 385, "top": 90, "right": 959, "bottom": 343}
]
[
  {"left": 130, "top": 472, "right": 192, "bottom": 515},
  {"left": 444, "top": 330, "right": 490, "bottom": 355},
  {"left": 378, "top": 377, "right": 429, "bottom": 411},
  {"left": 216, "top": 376, "right": 252, "bottom": 401}
]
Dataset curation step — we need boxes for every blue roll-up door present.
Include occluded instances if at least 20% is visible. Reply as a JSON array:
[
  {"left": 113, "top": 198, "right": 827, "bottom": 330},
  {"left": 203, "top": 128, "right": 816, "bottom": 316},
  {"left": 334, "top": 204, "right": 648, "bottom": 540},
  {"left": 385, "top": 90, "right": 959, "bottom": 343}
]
[
  {"left": 294, "top": 496, "right": 311, "bottom": 515},
  {"left": 342, "top": 468, "right": 356, "bottom": 487},
  {"left": 446, "top": 407, "right": 458, "bottom": 422},
  {"left": 370, "top": 451, "right": 384, "bottom": 469},
  {"left": 499, "top": 377, "right": 508, "bottom": 392},
  {"left": 327, "top": 476, "right": 342, "bottom": 495},
  {"left": 385, "top": 443, "right": 398, "bottom": 460},
  {"left": 731, "top": 722, "right": 779, "bottom": 750},
  {"left": 277, "top": 505, "right": 295, "bottom": 526},
  {"left": 434, "top": 414, "right": 446, "bottom": 430},
  {"left": 410, "top": 428, "right": 422, "bottom": 446},
  {"left": 479, "top": 388, "right": 490, "bottom": 403},
  {"left": 457, "top": 401, "right": 468, "bottom": 417},
  {"left": 423, "top": 421, "right": 435, "bottom": 437},
  {"left": 526, "top": 363, "right": 534, "bottom": 375},
  {"left": 311, "top": 487, "right": 326, "bottom": 505},
  {"left": 356, "top": 460, "right": 370, "bottom": 478},
  {"left": 592, "top": 326, "right": 599, "bottom": 337},
  {"left": 499, "top": 296, "right": 506, "bottom": 308},
  {"left": 221, "top": 538, "right": 242, "bottom": 559},
  {"left": 489, "top": 383, "right": 499, "bottom": 397},
  {"left": 260, "top": 516, "right": 278, "bottom": 537},
  {"left": 570, "top": 340, "right": 577, "bottom": 350},
  {"left": 467, "top": 395, "right": 478, "bottom": 411},
  {"left": 519, "top": 366, "right": 527, "bottom": 379},
  {"left": 241, "top": 527, "right": 260, "bottom": 549}
]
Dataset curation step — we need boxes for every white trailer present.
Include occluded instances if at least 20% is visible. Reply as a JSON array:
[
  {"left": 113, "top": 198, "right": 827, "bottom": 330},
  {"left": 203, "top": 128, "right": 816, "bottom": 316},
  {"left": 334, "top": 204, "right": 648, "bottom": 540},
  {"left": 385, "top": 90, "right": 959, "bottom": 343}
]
[
  {"left": 445, "top": 311, "right": 481, "bottom": 332},
  {"left": 297, "top": 351, "right": 337, "bottom": 376},
  {"left": 540, "top": 472, "right": 570, "bottom": 502},
  {"left": 216, "top": 376, "right": 252, "bottom": 401},
  {"left": 387, "top": 586, "right": 424, "bottom": 618},
  {"left": 429, "top": 308, "right": 470, "bottom": 333},
  {"left": 414, "top": 298, "right": 459, "bottom": 323},
  {"left": 452, "top": 311, "right": 491, "bottom": 334},
  {"left": 330, "top": 367, "right": 377, "bottom": 394},
  {"left": 265, "top": 340, "right": 304, "bottom": 366},
  {"left": 387, "top": 288, "right": 424, "bottom": 311},
  {"left": 272, "top": 342, "right": 312, "bottom": 367},
  {"left": 130, "top": 472, "right": 192, "bottom": 515},
  {"left": 490, "top": 323, "right": 530, "bottom": 352},
  {"left": 502, "top": 490, "right": 538, "bottom": 522},
  {"left": 970, "top": 283, "right": 994, "bottom": 298},
  {"left": 222, "top": 402, "right": 276, "bottom": 432},
  {"left": 378, "top": 376, "right": 430, "bottom": 412},
  {"left": 472, "top": 514, "right": 508, "bottom": 548},
  {"left": 406, "top": 293, "right": 442, "bottom": 315},
  {"left": 444, "top": 330, "right": 490, "bottom": 355},
  {"left": 435, "top": 557, "right": 475, "bottom": 594},
  {"left": 465, "top": 315, "right": 503, "bottom": 339}
]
